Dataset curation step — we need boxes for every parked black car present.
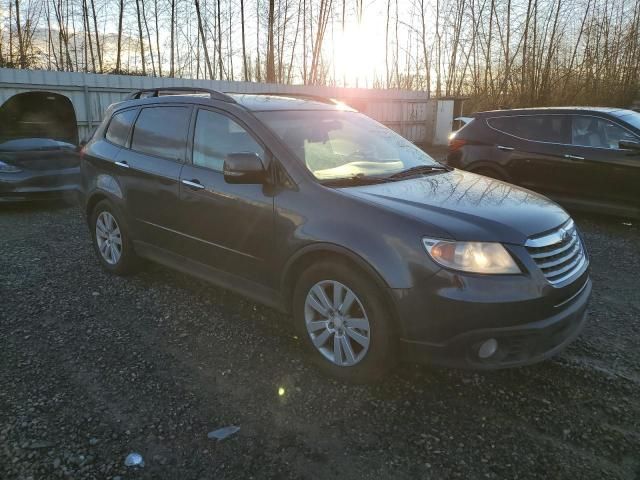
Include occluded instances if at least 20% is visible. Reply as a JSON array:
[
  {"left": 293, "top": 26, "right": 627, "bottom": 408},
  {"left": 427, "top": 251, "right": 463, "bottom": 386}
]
[
  {"left": 80, "top": 88, "right": 591, "bottom": 381},
  {"left": 445, "top": 107, "right": 640, "bottom": 218},
  {"left": 0, "top": 91, "right": 80, "bottom": 203}
]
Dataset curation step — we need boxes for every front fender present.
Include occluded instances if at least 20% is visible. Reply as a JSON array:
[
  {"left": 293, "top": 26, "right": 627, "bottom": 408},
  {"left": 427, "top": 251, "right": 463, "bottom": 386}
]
[{"left": 274, "top": 184, "right": 445, "bottom": 290}]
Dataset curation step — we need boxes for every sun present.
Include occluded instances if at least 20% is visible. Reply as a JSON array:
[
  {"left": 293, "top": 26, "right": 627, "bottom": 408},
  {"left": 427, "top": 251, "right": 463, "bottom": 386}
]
[{"left": 331, "top": 20, "right": 382, "bottom": 87}]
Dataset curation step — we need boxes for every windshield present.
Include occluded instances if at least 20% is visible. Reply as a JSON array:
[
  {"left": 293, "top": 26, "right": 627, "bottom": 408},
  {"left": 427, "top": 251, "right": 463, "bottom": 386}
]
[
  {"left": 615, "top": 110, "right": 640, "bottom": 131},
  {"left": 255, "top": 110, "right": 439, "bottom": 181}
]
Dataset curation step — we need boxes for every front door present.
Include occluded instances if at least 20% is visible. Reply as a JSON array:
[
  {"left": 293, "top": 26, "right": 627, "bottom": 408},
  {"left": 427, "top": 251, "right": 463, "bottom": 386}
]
[
  {"left": 563, "top": 115, "right": 640, "bottom": 213},
  {"left": 177, "top": 108, "right": 275, "bottom": 286}
]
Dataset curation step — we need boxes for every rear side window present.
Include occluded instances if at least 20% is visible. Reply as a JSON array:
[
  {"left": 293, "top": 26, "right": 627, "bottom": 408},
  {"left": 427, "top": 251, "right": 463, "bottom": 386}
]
[
  {"left": 192, "top": 109, "right": 264, "bottom": 172},
  {"left": 105, "top": 109, "right": 137, "bottom": 146},
  {"left": 131, "top": 106, "right": 190, "bottom": 160},
  {"left": 487, "top": 115, "right": 569, "bottom": 143}
]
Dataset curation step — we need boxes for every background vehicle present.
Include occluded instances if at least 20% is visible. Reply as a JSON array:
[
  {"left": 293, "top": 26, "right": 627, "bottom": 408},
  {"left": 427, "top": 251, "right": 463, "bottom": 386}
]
[
  {"left": 0, "top": 92, "right": 80, "bottom": 202},
  {"left": 80, "top": 88, "right": 591, "bottom": 382},
  {"left": 446, "top": 107, "right": 640, "bottom": 218}
]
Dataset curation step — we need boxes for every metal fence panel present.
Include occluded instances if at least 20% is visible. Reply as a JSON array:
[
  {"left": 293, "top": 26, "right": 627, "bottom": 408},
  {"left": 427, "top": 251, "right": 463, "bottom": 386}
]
[{"left": 0, "top": 68, "right": 450, "bottom": 144}]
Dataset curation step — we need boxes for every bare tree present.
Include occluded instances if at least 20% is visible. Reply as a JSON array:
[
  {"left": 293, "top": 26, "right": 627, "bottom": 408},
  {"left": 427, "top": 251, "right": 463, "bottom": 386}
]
[
  {"left": 266, "top": 0, "right": 275, "bottom": 82},
  {"left": 116, "top": 0, "right": 124, "bottom": 72},
  {"left": 14, "top": 0, "right": 26, "bottom": 67},
  {"left": 90, "top": 0, "right": 102, "bottom": 72},
  {"left": 2, "top": 0, "right": 638, "bottom": 110},
  {"left": 240, "top": 0, "right": 248, "bottom": 81},
  {"left": 170, "top": 0, "right": 175, "bottom": 76},
  {"left": 135, "top": 0, "right": 146, "bottom": 74},
  {"left": 194, "top": 0, "right": 214, "bottom": 79}
]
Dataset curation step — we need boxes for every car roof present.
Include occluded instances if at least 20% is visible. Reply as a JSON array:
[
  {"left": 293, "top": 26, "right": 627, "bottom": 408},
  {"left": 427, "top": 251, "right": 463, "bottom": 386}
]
[
  {"left": 229, "top": 93, "right": 355, "bottom": 112},
  {"left": 112, "top": 92, "right": 354, "bottom": 113},
  {"left": 476, "top": 106, "right": 632, "bottom": 116}
]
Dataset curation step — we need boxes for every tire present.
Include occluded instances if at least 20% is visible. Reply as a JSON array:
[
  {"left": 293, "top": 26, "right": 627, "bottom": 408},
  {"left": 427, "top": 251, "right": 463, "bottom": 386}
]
[
  {"left": 473, "top": 166, "right": 507, "bottom": 181},
  {"left": 293, "top": 260, "right": 398, "bottom": 382},
  {"left": 90, "top": 199, "right": 139, "bottom": 275}
]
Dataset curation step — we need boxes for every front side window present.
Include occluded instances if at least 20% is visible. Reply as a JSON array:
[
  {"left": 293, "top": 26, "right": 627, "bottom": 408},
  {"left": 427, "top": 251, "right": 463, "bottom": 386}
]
[
  {"left": 131, "top": 106, "right": 190, "bottom": 160},
  {"left": 105, "top": 109, "right": 137, "bottom": 147},
  {"left": 255, "top": 110, "right": 439, "bottom": 181},
  {"left": 192, "top": 109, "right": 264, "bottom": 172},
  {"left": 571, "top": 116, "right": 638, "bottom": 149},
  {"left": 487, "top": 115, "right": 569, "bottom": 143}
]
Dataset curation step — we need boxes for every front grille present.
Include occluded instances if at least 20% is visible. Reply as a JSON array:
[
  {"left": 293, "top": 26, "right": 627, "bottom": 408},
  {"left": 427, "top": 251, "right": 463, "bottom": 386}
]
[{"left": 525, "top": 219, "right": 587, "bottom": 285}]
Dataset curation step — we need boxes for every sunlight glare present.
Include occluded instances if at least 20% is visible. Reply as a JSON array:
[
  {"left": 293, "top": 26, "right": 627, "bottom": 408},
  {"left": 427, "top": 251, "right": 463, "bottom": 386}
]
[{"left": 333, "top": 20, "right": 381, "bottom": 87}]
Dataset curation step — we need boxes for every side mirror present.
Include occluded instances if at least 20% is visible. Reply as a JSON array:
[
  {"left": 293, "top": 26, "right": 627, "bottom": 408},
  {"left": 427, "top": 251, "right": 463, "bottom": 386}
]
[
  {"left": 223, "top": 152, "right": 266, "bottom": 184},
  {"left": 619, "top": 139, "right": 640, "bottom": 151}
]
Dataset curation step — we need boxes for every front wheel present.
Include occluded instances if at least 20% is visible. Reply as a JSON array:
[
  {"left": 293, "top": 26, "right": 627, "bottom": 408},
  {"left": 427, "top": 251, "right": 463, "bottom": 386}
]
[{"left": 293, "top": 260, "right": 398, "bottom": 382}]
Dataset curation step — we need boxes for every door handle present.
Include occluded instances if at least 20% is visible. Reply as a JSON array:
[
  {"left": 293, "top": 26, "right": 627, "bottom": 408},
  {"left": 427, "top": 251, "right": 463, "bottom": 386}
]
[
  {"left": 115, "top": 160, "right": 130, "bottom": 168},
  {"left": 182, "top": 179, "right": 205, "bottom": 190},
  {"left": 563, "top": 154, "right": 584, "bottom": 161},
  {"left": 497, "top": 145, "right": 514, "bottom": 151}
]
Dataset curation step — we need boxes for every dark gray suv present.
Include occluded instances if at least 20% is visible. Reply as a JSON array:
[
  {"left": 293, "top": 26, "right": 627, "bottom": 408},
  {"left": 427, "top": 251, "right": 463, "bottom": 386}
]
[{"left": 80, "top": 88, "right": 591, "bottom": 381}]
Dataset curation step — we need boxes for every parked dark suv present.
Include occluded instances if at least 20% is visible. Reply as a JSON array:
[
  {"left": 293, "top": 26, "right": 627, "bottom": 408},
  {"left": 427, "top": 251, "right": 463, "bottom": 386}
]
[
  {"left": 446, "top": 107, "right": 640, "bottom": 218},
  {"left": 80, "top": 88, "right": 591, "bottom": 381}
]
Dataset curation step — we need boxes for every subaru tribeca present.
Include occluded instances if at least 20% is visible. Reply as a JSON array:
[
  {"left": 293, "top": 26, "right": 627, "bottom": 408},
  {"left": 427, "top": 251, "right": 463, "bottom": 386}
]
[{"left": 80, "top": 88, "right": 591, "bottom": 381}]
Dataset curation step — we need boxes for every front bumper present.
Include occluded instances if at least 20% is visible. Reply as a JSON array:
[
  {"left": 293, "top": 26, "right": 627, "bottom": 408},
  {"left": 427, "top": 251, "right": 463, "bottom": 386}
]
[
  {"left": 396, "top": 273, "right": 592, "bottom": 369},
  {"left": 0, "top": 168, "right": 80, "bottom": 202}
]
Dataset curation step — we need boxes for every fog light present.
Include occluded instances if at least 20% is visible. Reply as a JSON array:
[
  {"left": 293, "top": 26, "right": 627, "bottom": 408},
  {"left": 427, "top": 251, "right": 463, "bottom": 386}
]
[{"left": 478, "top": 338, "right": 498, "bottom": 359}]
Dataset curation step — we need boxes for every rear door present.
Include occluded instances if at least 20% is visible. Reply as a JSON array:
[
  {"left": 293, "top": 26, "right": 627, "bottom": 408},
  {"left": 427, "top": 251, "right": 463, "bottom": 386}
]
[
  {"left": 119, "top": 105, "right": 191, "bottom": 250},
  {"left": 485, "top": 114, "right": 571, "bottom": 194},
  {"left": 84, "top": 107, "right": 139, "bottom": 205},
  {"left": 177, "top": 107, "right": 275, "bottom": 286}
]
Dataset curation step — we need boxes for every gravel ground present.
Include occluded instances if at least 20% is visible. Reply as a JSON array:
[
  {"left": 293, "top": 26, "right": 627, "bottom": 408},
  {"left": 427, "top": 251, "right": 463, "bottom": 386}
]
[{"left": 1, "top": 202, "right": 639, "bottom": 480}]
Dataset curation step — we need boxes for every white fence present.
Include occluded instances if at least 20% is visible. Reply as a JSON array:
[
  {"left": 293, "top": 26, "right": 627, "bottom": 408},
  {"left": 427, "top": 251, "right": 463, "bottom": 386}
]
[{"left": 0, "top": 68, "right": 453, "bottom": 145}]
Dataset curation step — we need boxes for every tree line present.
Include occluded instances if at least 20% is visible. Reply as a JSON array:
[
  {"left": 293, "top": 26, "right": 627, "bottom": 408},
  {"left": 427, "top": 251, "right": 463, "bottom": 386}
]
[{"left": 0, "top": 0, "right": 639, "bottom": 110}]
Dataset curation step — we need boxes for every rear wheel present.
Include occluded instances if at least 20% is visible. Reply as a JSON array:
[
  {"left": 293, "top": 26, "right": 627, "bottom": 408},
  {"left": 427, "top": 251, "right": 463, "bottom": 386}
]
[
  {"left": 293, "top": 260, "right": 397, "bottom": 382},
  {"left": 91, "top": 200, "right": 139, "bottom": 275}
]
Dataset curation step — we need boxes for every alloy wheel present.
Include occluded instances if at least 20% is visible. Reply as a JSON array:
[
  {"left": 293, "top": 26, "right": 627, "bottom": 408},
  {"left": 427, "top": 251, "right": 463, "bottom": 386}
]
[
  {"left": 304, "top": 280, "right": 371, "bottom": 366},
  {"left": 95, "top": 211, "right": 122, "bottom": 265}
]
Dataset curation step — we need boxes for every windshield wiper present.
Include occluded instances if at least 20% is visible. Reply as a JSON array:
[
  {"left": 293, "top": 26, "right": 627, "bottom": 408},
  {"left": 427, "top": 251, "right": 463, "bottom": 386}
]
[
  {"left": 320, "top": 173, "right": 389, "bottom": 187},
  {"left": 386, "top": 164, "right": 451, "bottom": 180}
]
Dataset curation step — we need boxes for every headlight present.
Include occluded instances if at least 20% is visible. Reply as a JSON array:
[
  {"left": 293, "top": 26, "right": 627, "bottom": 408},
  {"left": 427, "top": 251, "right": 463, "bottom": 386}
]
[
  {"left": 0, "top": 160, "right": 21, "bottom": 173},
  {"left": 423, "top": 238, "right": 520, "bottom": 274}
]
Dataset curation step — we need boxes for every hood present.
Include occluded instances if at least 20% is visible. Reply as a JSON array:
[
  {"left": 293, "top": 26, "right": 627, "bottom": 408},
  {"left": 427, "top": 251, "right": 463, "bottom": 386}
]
[
  {"left": 0, "top": 138, "right": 79, "bottom": 171},
  {"left": 0, "top": 138, "right": 77, "bottom": 152},
  {"left": 340, "top": 169, "right": 569, "bottom": 245}
]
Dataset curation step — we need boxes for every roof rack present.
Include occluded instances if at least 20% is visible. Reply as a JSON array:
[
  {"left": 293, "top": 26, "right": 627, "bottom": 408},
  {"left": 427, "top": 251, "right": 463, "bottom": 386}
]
[
  {"left": 229, "top": 91, "right": 341, "bottom": 105},
  {"left": 126, "top": 87, "right": 236, "bottom": 103}
]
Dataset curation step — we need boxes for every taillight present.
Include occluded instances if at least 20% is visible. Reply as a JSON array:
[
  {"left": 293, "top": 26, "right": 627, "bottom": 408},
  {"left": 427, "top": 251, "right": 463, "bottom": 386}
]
[{"left": 448, "top": 136, "right": 467, "bottom": 152}]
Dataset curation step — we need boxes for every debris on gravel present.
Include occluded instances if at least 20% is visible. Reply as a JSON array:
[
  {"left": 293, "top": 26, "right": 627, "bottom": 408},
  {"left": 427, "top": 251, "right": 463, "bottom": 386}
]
[
  {"left": 0, "top": 203, "right": 638, "bottom": 479},
  {"left": 124, "top": 452, "right": 145, "bottom": 468},
  {"left": 208, "top": 426, "right": 241, "bottom": 442}
]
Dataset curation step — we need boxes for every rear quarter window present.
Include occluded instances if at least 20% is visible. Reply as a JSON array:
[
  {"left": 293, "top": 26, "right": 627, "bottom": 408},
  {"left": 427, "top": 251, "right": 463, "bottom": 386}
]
[
  {"left": 105, "top": 109, "right": 138, "bottom": 147},
  {"left": 487, "top": 115, "right": 569, "bottom": 144}
]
